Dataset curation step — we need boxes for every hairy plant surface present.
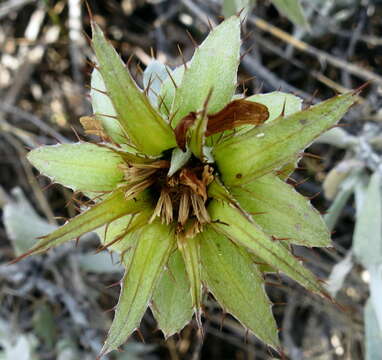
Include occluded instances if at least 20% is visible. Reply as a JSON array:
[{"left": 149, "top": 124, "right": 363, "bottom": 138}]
[{"left": 16, "top": 16, "right": 357, "bottom": 357}]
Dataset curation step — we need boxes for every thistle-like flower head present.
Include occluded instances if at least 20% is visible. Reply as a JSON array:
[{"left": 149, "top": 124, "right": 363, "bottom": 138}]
[{"left": 18, "top": 16, "right": 357, "bottom": 357}]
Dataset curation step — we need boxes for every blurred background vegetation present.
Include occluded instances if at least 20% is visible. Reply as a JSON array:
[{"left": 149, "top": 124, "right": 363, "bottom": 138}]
[{"left": 1, "top": 0, "right": 382, "bottom": 359}]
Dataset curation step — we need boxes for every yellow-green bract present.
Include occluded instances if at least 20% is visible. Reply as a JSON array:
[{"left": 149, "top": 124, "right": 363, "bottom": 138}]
[{"left": 19, "top": 15, "right": 357, "bottom": 357}]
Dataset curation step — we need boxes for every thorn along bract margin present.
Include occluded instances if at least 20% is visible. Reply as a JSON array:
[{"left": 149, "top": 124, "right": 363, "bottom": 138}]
[{"left": 16, "top": 16, "right": 357, "bottom": 357}]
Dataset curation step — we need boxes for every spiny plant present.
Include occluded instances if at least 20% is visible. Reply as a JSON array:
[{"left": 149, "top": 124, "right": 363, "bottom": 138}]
[{"left": 15, "top": 15, "right": 358, "bottom": 357}]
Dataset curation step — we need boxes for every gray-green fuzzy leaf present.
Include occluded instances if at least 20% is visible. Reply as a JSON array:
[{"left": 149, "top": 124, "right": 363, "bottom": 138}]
[
  {"left": 78, "top": 252, "right": 123, "bottom": 274},
  {"left": 353, "top": 172, "right": 382, "bottom": 267},
  {"left": 324, "top": 171, "right": 360, "bottom": 231},
  {"left": 3, "top": 188, "right": 57, "bottom": 256},
  {"left": 369, "top": 264, "right": 382, "bottom": 344},
  {"left": 365, "top": 298, "right": 382, "bottom": 360}
]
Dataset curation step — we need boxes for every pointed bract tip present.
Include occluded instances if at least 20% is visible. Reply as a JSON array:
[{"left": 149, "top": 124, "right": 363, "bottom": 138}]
[
  {"left": 105, "top": 280, "right": 121, "bottom": 289},
  {"left": 149, "top": 47, "right": 155, "bottom": 59},
  {"left": 8, "top": 254, "right": 27, "bottom": 265},
  {"left": 90, "top": 18, "right": 98, "bottom": 34},
  {"left": 97, "top": 345, "right": 110, "bottom": 360},
  {"left": 278, "top": 346, "right": 287, "bottom": 360},
  {"left": 206, "top": 17, "right": 214, "bottom": 30},
  {"left": 236, "top": 7, "right": 245, "bottom": 19},
  {"left": 82, "top": 29, "right": 92, "bottom": 46},
  {"left": 84, "top": 0, "right": 94, "bottom": 22},
  {"left": 9, "top": 247, "right": 38, "bottom": 265},
  {"left": 353, "top": 80, "right": 371, "bottom": 95},
  {"left": 186, "top": 30, "right": 199, "bottom": 49},
  {"left": 195, "top": 307, "right": 204, "bottom": 329},
  {"left": 239, "top": 12, "right": 249, "bottom": 29},
  {"left": 136, "top": 328, "right": 146, "bottom": 343}
]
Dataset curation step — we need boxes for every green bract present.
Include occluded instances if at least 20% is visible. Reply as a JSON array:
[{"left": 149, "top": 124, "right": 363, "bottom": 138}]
[{"left": 19, "top": 16, "right": 357, "bottom": 357}]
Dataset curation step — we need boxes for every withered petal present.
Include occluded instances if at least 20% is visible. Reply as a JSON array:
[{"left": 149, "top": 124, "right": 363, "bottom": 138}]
[
  {"left": 174, "top": 100, "right": 269, "bottom": 150},
  {"left": 80, "top": 116, "right": 110, "bottom": 140},
  {"left": 206, "top": 99, "right": 269, "bottom": 136},
  {"left": 174, "top": 112, "right": 197, "bottom": 150}
]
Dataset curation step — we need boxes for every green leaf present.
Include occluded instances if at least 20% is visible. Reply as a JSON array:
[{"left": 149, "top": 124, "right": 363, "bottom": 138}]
[
  {"left": 101, "top": 222, "right": 175, "bottom": 355},
  {"left": 353, "top": 172, "right": 382, "bottom": 267},
  {"left": 91, "top": 68, "right": 126, "bottom": 144},
  {"left": 151, "top": 250, "right": 193, "bottom": 337},
  {"left": 251, "top": 253, "right": 277, "bottom": 273},
  {"left": 14, "top": 190, "right": 151, "bottom": 260},
  {"left": 200, "top": 227, "right": 279, "bottom": 348},
  {"left": 276, "top": 158, "right": 300, "bottom": 180},
  {"left": 177, "top": 235, "right": 202, "bottom": 325},
  {"left": 208, "top": 178, "right": 291, "bottom": 272},
  {"left": 231, "top": 174, "right": 331, "bottom": 247},
  {"left": 208, "top": 199, "right": 327, "bottom": 295},
  {"left": 96, "top": 214, "right": 132, "bottom": 253},
  {"left": 250, "top": 92, "right": 304, "bottom": 180},
  {"left": 27, "top": 142, "right": 124, "bottom": 192},
  {"left": 91, "top": 23, "right": 176, "bottom": 155},
  {"left": 271, "top": 0, "right": 309, "bottom": 28},
  {"left": 247, "top": 91, "right": 302, "bottom": 122},
  {"left": 96, "top": 210, "right": 152, "bottom": 253},
  {"left": 170, "top": 16, "right": 241, "bottom": 127},
  {"left": 222, "top": 0, "right": 256, "bottom": 20},
  {"left": 214, "top": 92, "right": 356, "bottom": 186}
]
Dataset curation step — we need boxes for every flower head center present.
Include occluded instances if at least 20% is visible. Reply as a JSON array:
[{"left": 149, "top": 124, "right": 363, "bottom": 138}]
[{"left": 119, "top": 158, "right": 214, "bottom": 236}]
